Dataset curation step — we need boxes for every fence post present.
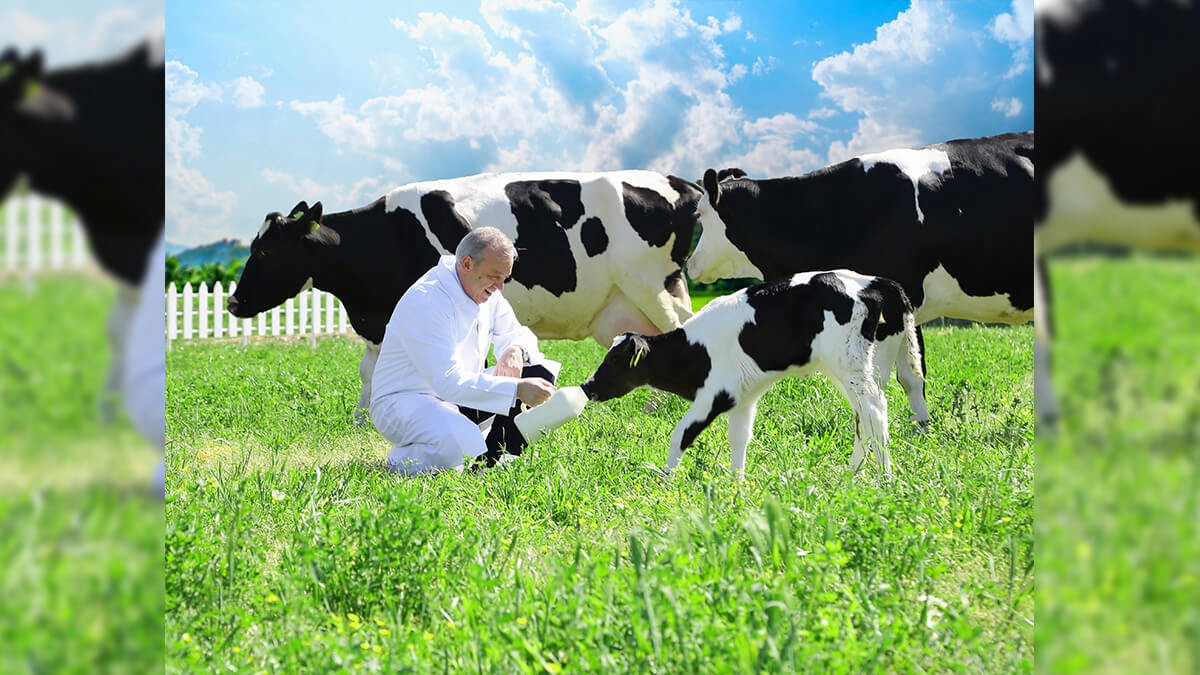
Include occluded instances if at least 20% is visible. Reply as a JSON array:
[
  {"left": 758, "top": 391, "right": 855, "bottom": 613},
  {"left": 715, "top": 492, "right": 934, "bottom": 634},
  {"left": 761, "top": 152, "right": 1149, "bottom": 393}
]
[
  {"left": 339, "top": 300, "right": 348, "bottom": 334},
  {"left": 271, "top": 303, "right": 282, "bottom": 336},
  {"left": 213, "top": 281, "right": 225, "bottom": 338},
  {"left": 227, "top": 282, "right": 239, "bottom": 339},
  {"left": 285, "top": 297, "right": 295, "bottom": 336},
  {"left": 325, "top": 290, "right": 335, "bottom": 337},
  {"left": 182, "top": 282, "right": 194, "bottom": 340},
  {"left": 70, "top": 218, "right": 86, "bottom": 268},
  {"left": 166, "top": 282, "right": 178, "bottom": 349},
  {"left": 304, "top": 285, "right": 314, "bottom": 345},
  {"left": 26, "top": 194, "right": 41, "bottom": 273},
  {"left": 4, "top": 200, "right": 16, "bottom": 272},
  {"left": 198, "top": 282, "right": 210, "bottom": 339},
  {"left": 49, "top": 202, "right": 63, "bottom": 269}
]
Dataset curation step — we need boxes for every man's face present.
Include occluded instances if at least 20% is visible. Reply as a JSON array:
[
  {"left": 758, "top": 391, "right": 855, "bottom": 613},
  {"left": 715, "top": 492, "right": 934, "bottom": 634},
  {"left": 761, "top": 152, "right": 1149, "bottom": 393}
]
[{"left": 458, "top": 248, "right": 513, "bottom": 304}]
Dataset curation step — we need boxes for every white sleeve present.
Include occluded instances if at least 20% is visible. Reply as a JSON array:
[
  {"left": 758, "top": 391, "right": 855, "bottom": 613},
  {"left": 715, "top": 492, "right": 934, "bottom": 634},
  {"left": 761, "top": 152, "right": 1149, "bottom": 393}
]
[
  {"left": 396, "top": 298, "right": 519, "bottom": 415},
  {"left": 490, "top": 292, "right": 543, "bottom": 365}
]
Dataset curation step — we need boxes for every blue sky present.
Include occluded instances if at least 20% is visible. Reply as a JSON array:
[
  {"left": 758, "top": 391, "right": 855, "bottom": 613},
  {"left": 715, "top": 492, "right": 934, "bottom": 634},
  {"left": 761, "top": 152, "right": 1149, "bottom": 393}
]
[{"left": 30, "top": 0, "right": 1029, "bottom": 247}]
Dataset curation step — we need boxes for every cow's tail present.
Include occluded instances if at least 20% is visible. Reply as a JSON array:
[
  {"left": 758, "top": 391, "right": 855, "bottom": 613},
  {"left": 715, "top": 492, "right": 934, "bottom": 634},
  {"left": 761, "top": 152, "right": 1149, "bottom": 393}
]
[{"left": 874, "top": 278, "right": 924, "bottom": 380}]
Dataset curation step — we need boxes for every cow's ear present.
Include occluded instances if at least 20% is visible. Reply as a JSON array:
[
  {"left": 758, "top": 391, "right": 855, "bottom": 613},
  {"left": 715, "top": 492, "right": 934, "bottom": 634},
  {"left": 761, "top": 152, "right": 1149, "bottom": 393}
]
[
  {"left": 703, "top": 169, "right": 720, "bottom": 208},
  {"left": 308, "top": 201, "right": 323, "bottom": 228},
  {"left": 287, "top": 201, "right": 310, "bottom": 221},
  {"left": 25, "top": 50, "right": 43, "bottom": 78}
]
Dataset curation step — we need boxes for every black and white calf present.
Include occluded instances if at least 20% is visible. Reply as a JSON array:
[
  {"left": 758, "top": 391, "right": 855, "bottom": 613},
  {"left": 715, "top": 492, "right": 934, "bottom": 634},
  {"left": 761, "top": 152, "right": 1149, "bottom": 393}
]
[
  {"left": 229, "top": 171, "right": 703, "bottom": 422},
  {"left": 581, "top": 270, "right": 923, "bottom": 479},
  {"left": 687, "top": 132, "right": 1034, "bottom": 426}
]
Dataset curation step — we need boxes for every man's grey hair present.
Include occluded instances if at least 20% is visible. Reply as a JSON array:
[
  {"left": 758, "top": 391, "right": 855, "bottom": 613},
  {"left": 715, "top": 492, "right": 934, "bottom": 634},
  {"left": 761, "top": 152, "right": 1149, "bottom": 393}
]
[{"left": 455, "top": 226, "right": 518, "bottom": 264}]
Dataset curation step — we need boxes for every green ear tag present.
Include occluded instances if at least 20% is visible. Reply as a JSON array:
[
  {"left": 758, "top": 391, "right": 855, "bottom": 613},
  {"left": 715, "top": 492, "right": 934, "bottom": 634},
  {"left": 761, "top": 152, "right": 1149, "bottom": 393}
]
[
  {"left": 0, "top": 63, "right": 13, "bottom": 81},
  {"left": 310, "top": 221, "right": 320, "bottom": 233},
  {"left": 291, "top": 210, "right": 304, "bottom": 219},
  {"left": 23, "top": 80, "right": 41, "bottom": 100},
  {"left": 630, "top": 350, "right": 643, "bottom": 368}
]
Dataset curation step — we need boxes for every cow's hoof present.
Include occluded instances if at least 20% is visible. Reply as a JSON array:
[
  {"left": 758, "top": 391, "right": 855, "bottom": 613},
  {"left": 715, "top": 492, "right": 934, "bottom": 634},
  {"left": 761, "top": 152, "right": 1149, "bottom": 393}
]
[{"left": 911, "top": 418, "right": 931, "bottom": 434}]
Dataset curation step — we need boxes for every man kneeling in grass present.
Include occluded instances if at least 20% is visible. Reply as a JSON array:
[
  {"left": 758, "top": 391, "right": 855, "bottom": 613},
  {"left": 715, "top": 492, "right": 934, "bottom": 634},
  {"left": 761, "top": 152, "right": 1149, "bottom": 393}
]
[{"left": 370, "top": 227, "right": 557, "bottom": 475}]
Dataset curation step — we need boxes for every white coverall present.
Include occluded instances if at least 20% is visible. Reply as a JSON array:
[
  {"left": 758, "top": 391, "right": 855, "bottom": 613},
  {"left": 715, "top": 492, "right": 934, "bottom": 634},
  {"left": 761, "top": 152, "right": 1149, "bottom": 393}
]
[{"left": 370, "top": 255, "right": 559, "bottom": 475}]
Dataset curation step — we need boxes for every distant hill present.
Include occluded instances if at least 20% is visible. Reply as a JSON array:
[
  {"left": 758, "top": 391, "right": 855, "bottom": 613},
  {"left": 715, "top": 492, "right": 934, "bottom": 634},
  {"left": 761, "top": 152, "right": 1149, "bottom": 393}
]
[
  {"left": 165, "top": 241, "right": 189, "bottom": 257},
  {"left": 172, "top": 238, "right": 250, "bottom": 268}
]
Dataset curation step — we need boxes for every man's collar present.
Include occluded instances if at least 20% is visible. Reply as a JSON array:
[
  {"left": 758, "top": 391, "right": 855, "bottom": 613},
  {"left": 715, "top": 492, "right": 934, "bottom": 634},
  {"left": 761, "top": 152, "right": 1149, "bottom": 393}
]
[{"left": 437, "top": 255, "right": 480, "bottom": 309}]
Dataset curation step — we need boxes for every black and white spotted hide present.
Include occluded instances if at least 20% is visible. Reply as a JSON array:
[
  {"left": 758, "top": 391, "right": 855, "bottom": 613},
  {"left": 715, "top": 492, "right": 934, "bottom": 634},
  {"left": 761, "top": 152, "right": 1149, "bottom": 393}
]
[{"left": 581, "top": 270, "right": 923, "bottom": 479}]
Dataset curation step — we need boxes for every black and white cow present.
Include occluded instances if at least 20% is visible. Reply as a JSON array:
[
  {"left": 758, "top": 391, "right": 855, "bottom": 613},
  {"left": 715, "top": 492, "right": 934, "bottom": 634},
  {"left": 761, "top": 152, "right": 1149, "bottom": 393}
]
[
  {"left": 228, "top": 171, "right": 703, "bottom": 421},
  {"left": 1035, "top": 1, "right": 1200, "bottom": 424},
  {"left": 687, "top": 132, "right": 1035, "bottom": 426},
  {"left": 1, "top": 42, "right": 164, "bottom": 418},
  {"left": 581, "top": 270, "right": 923, "bottom": 479}
]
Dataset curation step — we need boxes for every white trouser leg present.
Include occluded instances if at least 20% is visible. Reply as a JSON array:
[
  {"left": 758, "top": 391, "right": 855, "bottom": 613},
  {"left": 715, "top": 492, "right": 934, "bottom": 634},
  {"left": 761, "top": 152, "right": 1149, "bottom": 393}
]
[{"left": 370, "top": 394, "right": 489, "bottom": 477}]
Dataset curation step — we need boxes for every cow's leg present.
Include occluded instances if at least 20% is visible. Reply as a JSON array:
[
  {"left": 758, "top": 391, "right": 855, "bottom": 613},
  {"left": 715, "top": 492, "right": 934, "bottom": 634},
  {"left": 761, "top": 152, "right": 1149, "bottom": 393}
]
[
  {"left": 664, "top": 389, "right": 732, "bottom": 479},
  {"left": 102, "top": 282, "right": 139, "bottom": 423},
  {"left": 615, "top": 275, "right": 691, "bottom": 335},
  {"left": 1034, "top": 253, "right": 1059, "bottom": 428},
  {"left": 727, "top": 397, "right": 760, "bottom": 481},
  {"left": 895, "top": 325, "right": 930, "bottom": 429},
  {"left": 356, "top": 341, "right": 381, "bottom": 427}
]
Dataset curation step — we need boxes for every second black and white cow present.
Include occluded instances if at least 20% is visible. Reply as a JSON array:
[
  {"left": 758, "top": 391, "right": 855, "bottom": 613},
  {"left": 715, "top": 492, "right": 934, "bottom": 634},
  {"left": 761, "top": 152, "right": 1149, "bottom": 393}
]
[
  {"left": 581, "top": 270, "right": 923, "bottom": 479},
  {"left": 1035, "top": 1, "right": 1200, "bottom": 424},
  {"left": 1, "top": 42, "right": 164, "bottom": 421},
  {"left": 686, "top": 132, "right": 1034, "bottom": 425},
  {"left": 228, "top": 171, "right": 703, "bottom": 420}
]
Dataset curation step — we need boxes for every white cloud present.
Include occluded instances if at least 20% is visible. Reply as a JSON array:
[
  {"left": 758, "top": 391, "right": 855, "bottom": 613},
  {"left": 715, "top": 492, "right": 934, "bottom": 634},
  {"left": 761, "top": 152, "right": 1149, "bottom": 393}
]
[
  {"left": 729, "top": 63, "right": 748, "bottom": 82},
  {"left": 165, "top": 60, "right": 237, "bottom": 243},
  {"left": 231, "top": 76, "right": 266, "bottom": 108},
  {"left": 812, "top": 0, "right": 1019, "bottom": 164},
  {"left": 290, "top": 96, "right": 381, "bottom": 151},
  {"left": 991, "top": 96, "right": 1023, "bottom": 117},
  {"left": 743, "top": 113, "right": 818, "bottom": 138},
  {"left": 746, "top": 31, "right": 756, "bottom": 42},
  {"left": 261, "top": 169, "right": 385, "bottom": 209},
  {"left": 808, "top": 107, "right": 838, "bottom": 119},
  {"left": 751, "top": 56, "right": 779, "bottom": 76},
  {"left": 990, "top": 0, "right": 1033, "bottom": 79},
  {"left": 0, "top": 4, "right": 163, "bottom": 67}
]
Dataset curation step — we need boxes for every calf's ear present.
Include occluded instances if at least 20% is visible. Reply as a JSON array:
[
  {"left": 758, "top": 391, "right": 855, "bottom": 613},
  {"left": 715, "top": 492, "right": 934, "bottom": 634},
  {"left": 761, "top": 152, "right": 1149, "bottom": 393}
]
[{"left": 702, "top": 169, "right": 720, "bottom": 208}]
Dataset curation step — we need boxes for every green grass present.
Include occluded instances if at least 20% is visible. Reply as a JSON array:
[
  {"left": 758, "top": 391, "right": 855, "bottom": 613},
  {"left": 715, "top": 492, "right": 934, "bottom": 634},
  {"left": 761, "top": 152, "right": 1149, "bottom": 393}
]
[
  {"left": 1036, "top": 254, "right": 1200, "bottom": 673},
  {"left": 167, "top": 318, "right": 1033, "bottom": 671},
  {"left": 0, "top": 276, "right": 164, "bottom": 673}
]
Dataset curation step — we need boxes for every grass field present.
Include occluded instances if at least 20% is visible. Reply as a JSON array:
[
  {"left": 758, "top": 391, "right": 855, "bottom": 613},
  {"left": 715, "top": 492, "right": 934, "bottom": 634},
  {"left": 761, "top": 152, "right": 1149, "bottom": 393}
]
[
  {"left": 167, "top": 300, "right": 1034, "bottom": 671},
  {"left": 0, "top": 277, "right": 164, "bottom": 673},
  {"left": 1036, "top": 254, "right": 1200, "bottom": 673}
]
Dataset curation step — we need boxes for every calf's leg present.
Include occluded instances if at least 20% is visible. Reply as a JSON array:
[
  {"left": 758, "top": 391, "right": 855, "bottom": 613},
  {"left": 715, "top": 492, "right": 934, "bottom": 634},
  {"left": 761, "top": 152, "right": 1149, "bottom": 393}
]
[
  {"left": 664, "top": 389, "right": 736, "bottom": 478},
  {"left": 726, "top": 398, "right": 759, "bottom": 481},
  {"left": 894, "top": 326, "right": 929, "bottom": 428}
]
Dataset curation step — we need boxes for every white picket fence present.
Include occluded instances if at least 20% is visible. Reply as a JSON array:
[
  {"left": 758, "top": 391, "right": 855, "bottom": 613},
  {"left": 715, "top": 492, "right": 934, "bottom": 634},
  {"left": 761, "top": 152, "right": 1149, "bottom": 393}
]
[
  {"left": 1, "top": 194, "right": 90, "bottom": 274},
  {"left": 166, "top": 281, "right": 354, "bottom": 347}
]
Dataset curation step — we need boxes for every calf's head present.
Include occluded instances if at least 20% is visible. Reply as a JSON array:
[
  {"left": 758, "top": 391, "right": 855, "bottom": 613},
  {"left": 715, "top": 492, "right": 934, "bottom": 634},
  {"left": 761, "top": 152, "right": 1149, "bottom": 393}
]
[
  {"left": 581, "top": 333, "right": 653, "bottom": 402},
  {"left": 685, "top": 168, "right": 761, "bottom": 284},
  {"left": 228, "top": 201, "right": 329, "bottom": 318}
]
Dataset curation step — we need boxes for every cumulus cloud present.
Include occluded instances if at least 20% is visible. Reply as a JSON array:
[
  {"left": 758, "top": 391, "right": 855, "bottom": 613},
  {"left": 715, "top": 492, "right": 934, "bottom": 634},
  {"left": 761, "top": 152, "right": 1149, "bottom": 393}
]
[
  {"left": 165, "top": 61, "right": 237, "bottom": 243},
  {"left": 808, "top": 107, "right": 838, "bottom": 119},
  {"left": 261, "top": 169, "right": 385, "bottom": 208},
  {"left": 231, "top": 76, "right": 266, "bottom": 108},
  {"left": 751, "top": 56, "right": 779, "bottom": 76},
  {"left": 990, "top": 0, "right": 1034, "bottom": 78},
  {"left": 991, "top": 96, "right": 1023, "bottom": 117},
  {"left": 0, "top": 4, "right": 163, "bottom": 67},
  {"left": 725, "top": 113, "right": 823, "bottom": 177},
  {"left": 812, "top": 0, "right": 1023, "bottom": 164}
]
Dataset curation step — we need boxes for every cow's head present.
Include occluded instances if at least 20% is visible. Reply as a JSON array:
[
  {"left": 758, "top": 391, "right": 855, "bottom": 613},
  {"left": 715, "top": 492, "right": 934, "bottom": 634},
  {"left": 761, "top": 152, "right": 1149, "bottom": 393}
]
[
  {"left": 0, "top": 48, "right": 76, "bottom": 196},
  {"left": 580, "top": 332, "right": 653, "bottom": 402},
  {"left": 227, "top": 201, "right": 328, "bottom": 318},
  {"left": 685, "top": 168, "right": 762, "bottom": 284}
]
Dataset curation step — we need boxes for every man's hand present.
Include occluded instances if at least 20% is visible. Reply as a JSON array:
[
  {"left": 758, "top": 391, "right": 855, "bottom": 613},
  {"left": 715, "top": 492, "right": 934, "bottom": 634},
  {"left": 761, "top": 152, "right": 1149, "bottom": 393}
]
[
  {"left": 517, "top": 378, "right": 556, "bottom": 407},
  {"left": 496, "top": 346, "right": 525, "bottom": 378}
]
